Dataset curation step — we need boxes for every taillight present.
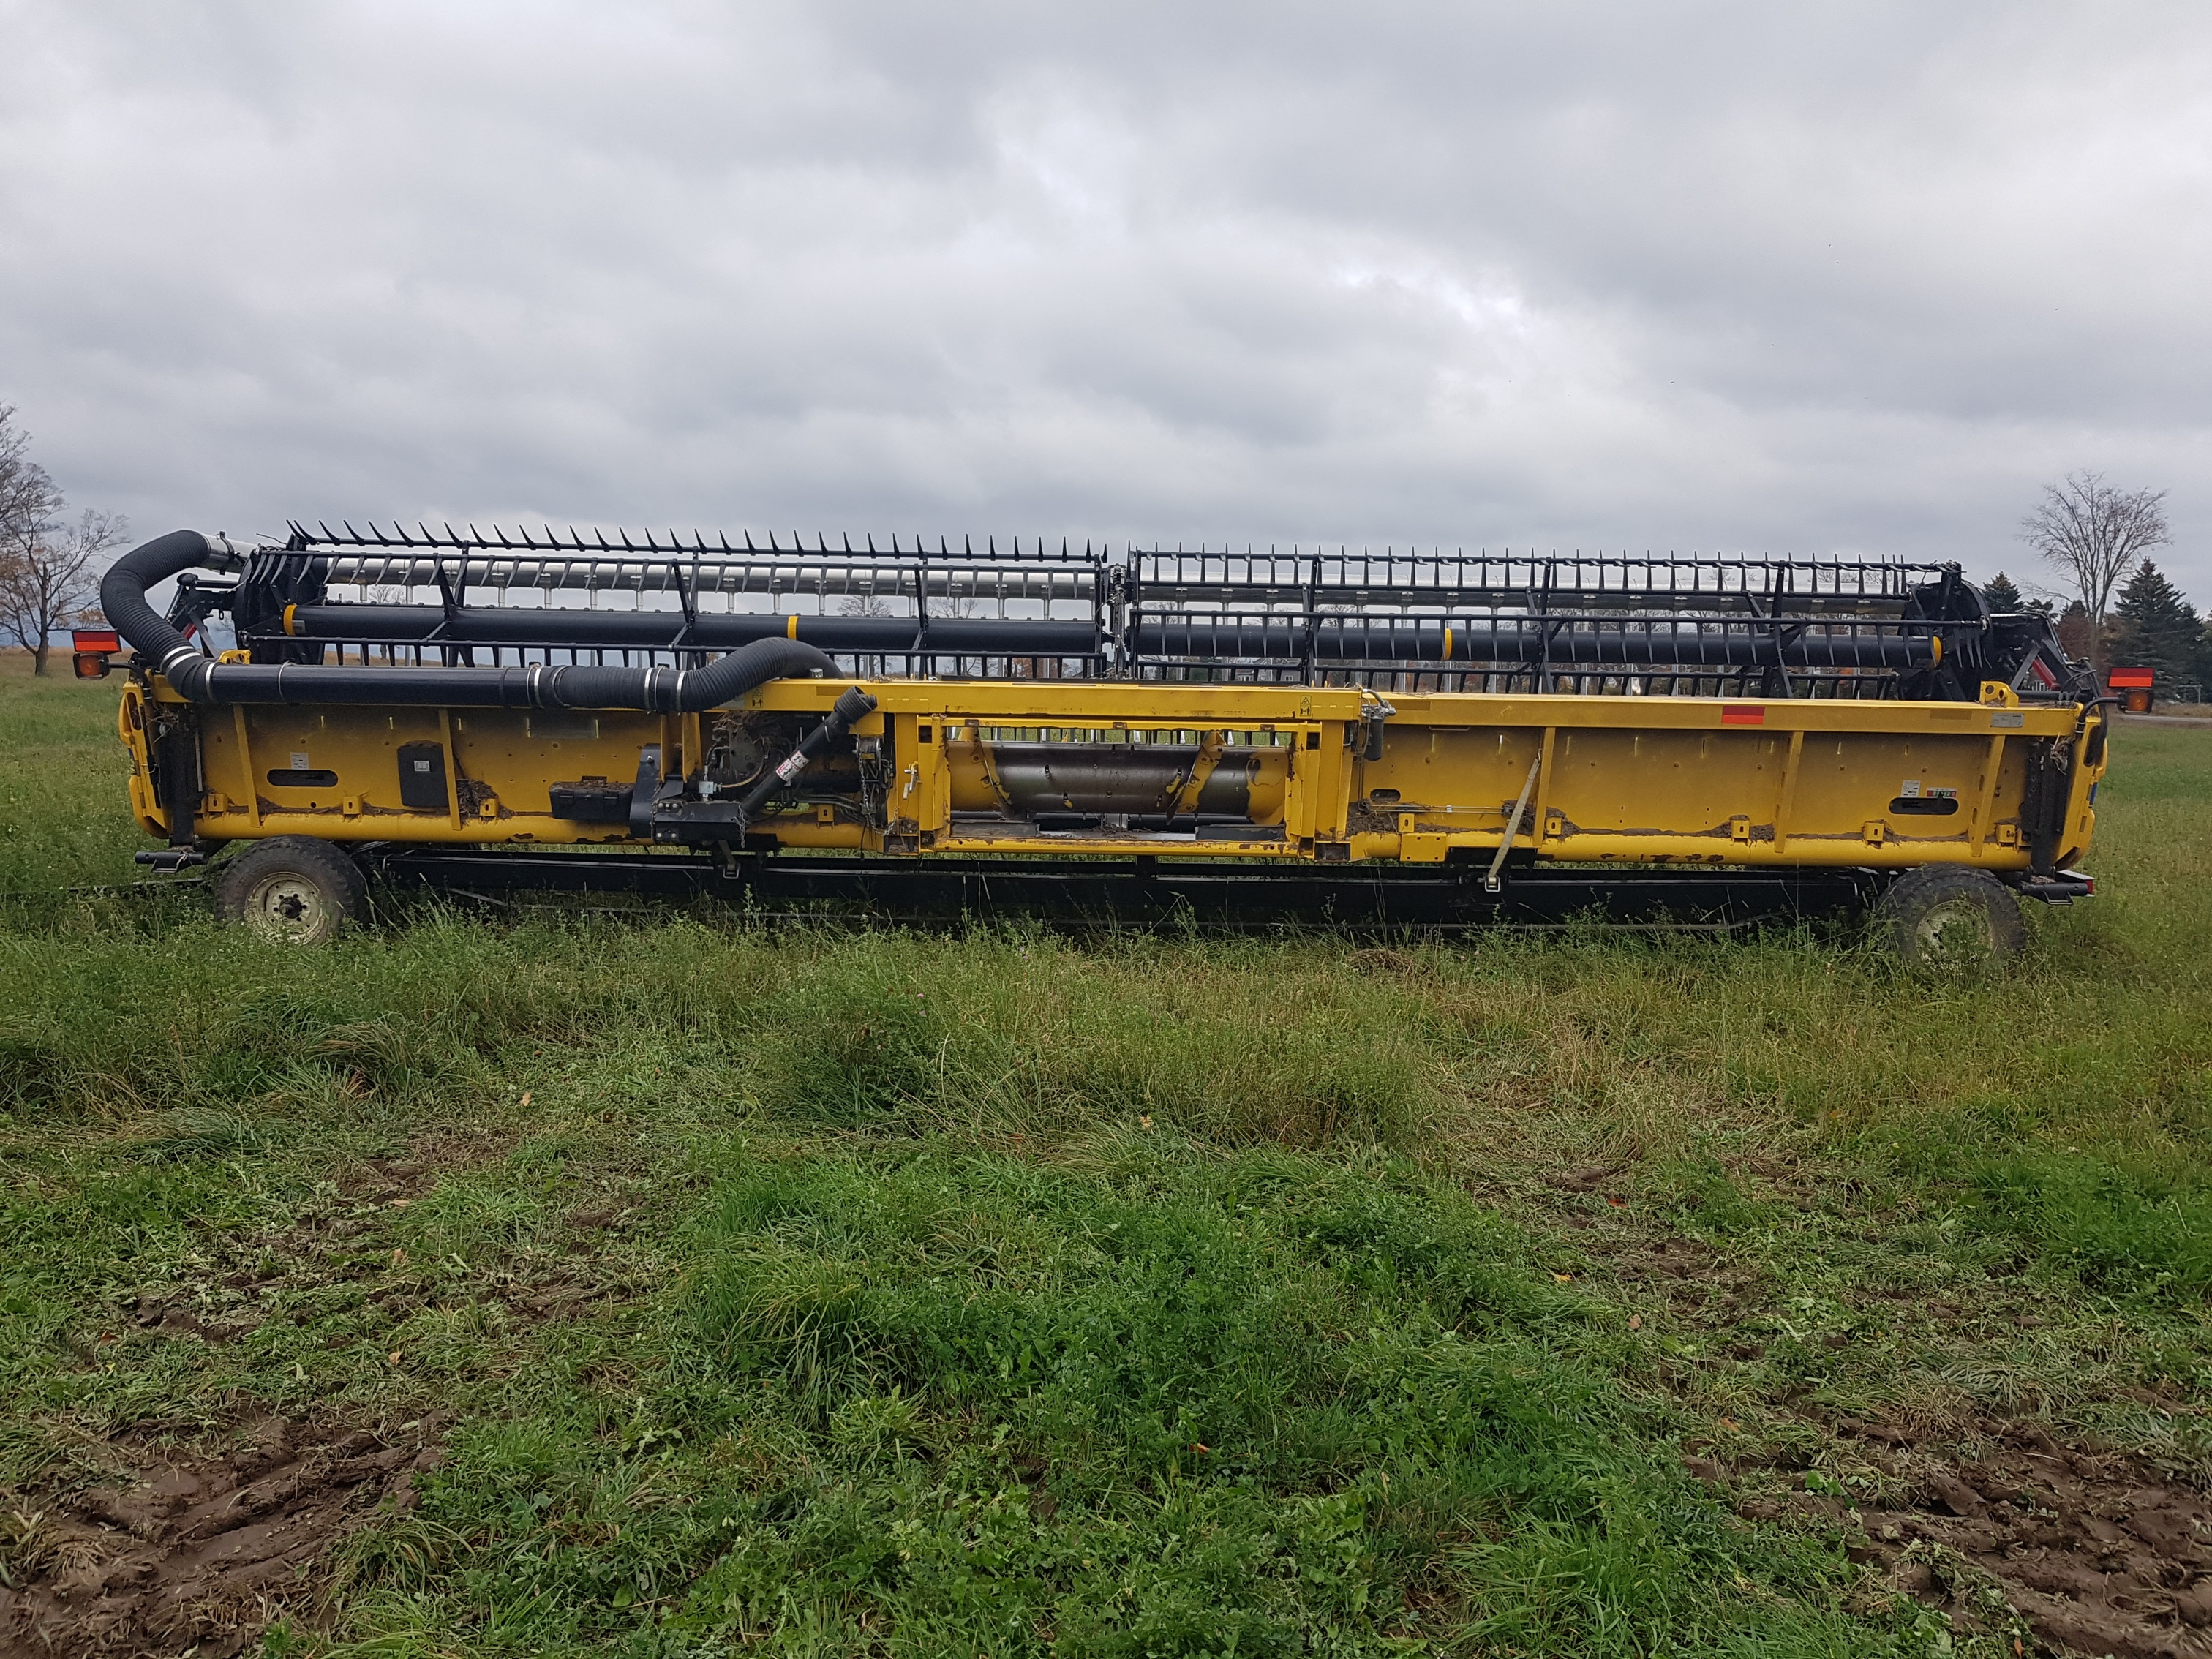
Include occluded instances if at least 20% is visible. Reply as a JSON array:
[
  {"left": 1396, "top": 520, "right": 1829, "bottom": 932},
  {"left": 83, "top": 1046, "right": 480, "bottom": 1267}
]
[{"left": 73, "top": 651, "right": 112, "bottom": 680}]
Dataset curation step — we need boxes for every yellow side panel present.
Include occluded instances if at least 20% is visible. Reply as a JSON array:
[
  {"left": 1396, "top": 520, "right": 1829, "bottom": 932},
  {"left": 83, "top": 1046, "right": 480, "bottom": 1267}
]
[{"left": 151, "top": 673, "right": 2092, "bottom": 873}]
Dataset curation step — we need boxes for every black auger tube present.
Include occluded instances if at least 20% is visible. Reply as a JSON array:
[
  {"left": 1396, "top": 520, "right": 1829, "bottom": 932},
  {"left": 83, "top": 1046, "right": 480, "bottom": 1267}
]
[
  {"left": 1132, "top": 615, "right": 1939, "bottom": 671},
  {"left": 278, "top": 603, "right": 1102, "bottom": 657},
  {"left": 101, "top": 530, "right": 836, "bottom": 709},
  {"left": 276, "top": 602, "right": 1934, "bottom": 672},
  {"left": 727, "top": 685, "right": 879, "bottom": 834}
]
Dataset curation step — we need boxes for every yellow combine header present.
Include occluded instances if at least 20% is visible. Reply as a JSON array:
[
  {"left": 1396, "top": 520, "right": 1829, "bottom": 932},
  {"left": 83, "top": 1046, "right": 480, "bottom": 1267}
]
[{"left": 97, "top": 525, "right": 2107, "bottom": 955}]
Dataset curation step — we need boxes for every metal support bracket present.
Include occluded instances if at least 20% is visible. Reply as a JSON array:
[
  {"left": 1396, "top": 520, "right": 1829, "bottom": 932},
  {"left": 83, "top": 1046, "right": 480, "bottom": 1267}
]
[
  {"left": 1485, "top": 754, "right": 1544, "bottom": 894},
  {"left": 628, "top": 745, "right": 662, "bottom": 839}
]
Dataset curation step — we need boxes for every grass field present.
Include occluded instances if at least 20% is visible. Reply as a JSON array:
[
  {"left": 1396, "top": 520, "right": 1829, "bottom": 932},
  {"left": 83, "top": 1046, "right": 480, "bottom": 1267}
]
[{"left": 3, "top": 651, "right": 2211, "bottom": 1658}]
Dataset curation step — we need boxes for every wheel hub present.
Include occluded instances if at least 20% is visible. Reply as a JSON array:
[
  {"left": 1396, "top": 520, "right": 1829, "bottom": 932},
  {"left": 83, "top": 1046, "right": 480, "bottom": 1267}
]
[{"left": 244, "top": 873, "right": 335, "bottom": 944}]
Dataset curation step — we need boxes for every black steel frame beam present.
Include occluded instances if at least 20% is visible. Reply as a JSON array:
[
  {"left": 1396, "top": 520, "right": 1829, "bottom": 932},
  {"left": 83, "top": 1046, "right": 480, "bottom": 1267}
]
[{"left": 358, "top": 849, "right": 1884, "bottom": 930}]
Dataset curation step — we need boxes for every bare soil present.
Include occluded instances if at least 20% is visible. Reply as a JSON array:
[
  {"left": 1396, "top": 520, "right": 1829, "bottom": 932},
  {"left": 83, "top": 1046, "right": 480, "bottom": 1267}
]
[
  {"left": 1549, "top": 1154, "right": 2212, "bottom": 1659},
  {"left": 1726, "top": 1415, "right": 2212, "bottom": 1657},
  {"left": 0, "top": 1415, "right": 443, "bottom": 1658},
  {"left": 0, "top": 1130, "right": 628, "bottom": 1658}
]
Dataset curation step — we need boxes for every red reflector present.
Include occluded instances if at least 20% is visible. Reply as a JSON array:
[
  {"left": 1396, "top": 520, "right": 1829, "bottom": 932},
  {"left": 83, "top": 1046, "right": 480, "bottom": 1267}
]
[
  {"left": 2107, "top": 669, "right": 2153, "bottom": 688},
  {"left": 1720, "top": 704, "right": 1765, "bottom": 726},
  {"left": 72, "top": 627, "right": 121, "bottom": 652}
]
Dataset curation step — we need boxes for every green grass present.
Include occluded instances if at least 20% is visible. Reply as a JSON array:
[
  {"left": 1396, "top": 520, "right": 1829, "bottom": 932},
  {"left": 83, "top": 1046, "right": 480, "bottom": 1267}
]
[
  {"left": 0, "top": 653, "right": 151, "bottom": 898},
  {"left": 2, "top": 650, "right": 2211, "bottom": 1656}
]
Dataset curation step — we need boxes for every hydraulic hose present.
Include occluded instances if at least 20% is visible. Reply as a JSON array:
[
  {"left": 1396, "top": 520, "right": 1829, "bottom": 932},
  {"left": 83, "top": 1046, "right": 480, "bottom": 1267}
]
[
  {"left": 101, "top": 530, "right": 836, "bottom": 710},
  {"left": 726, "top": 685, "right": 880, "bottom": 834}
]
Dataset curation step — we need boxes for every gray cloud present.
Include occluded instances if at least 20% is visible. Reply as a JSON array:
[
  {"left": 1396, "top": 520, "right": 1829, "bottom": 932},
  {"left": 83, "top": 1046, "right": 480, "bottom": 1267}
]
[{"left": 2, "top": 0, "right": 2206, "bottom": 600}]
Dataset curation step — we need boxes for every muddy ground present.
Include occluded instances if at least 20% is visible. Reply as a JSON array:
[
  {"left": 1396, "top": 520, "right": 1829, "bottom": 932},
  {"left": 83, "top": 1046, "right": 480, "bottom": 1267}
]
[
  {"left": 0, "top": 1415, "right": 442, "bottom": 1658},
  {"left": 0, "top": 1148, "right": 478, "bottom": 1658},
  {"left": 1853, "top": 1415, "right": 2211, "bottom": 1659},
  {"left": 1558, "top": 1168, "right": 2212, "bottom": 1658}
]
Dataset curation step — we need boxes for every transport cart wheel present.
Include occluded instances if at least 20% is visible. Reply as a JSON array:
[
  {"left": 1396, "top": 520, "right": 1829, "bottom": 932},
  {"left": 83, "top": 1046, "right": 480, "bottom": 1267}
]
[
  {"left": 1876, "top": 866, "right": 2025, "bottom": 968},
  {"left": 213, "top": 837, "right": 366, "bottom": 945}
]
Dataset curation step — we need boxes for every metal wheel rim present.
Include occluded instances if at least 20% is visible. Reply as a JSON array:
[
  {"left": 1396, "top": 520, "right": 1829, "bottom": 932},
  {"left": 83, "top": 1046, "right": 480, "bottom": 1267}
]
[
  {"left": 242, "top": 872, "right": 337, "bottom": 944},
  {"left": 1914, "top": 898, "right": 1994, "bottom": 959}
]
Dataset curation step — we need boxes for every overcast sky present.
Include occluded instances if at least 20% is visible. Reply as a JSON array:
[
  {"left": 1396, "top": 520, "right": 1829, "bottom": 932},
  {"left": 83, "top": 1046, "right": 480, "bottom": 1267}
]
[{"left": 3, "top": 1, "right": 2207, "bottom": 601}]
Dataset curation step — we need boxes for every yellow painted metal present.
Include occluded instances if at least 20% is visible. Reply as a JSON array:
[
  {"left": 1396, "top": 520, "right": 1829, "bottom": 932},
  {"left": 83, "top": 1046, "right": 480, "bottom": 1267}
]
[
  {"left": 230, "top": 705, "right": 263, "bottom": 830},
  {"left": 135, "top": 672, "right": 2105, "bottom": 874},
  {"left": 118, "top": 680, "right": 163, "bottom": 837}
]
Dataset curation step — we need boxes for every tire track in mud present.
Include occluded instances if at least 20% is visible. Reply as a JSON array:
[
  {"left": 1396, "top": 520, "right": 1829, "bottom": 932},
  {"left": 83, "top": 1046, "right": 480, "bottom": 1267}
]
[
  {"left": 0, "top": 1415, "right": 444, "bottom": 1659},
  {"left": 1833, "top": 1415, "right": 2212, "bottom": 1659},
  {"left": 1553, "top": 1161, "right": 2212, "bottom": 1657}
]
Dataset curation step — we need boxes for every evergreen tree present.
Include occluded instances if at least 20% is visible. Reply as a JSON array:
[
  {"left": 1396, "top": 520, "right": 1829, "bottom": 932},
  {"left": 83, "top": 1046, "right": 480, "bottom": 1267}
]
[
  {"left": 1981, "top": 571, "right": 2053, "bottom": 617},
  {"left": 2110, "top": 562, "right": 2203, "bottom": 685}
]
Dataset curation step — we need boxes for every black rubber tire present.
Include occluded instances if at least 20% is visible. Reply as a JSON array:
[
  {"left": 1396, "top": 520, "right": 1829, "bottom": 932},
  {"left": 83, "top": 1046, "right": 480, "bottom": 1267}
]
[
  {"left": 212, "top": 836, "right": 366, "bottom": 945},
  {"left": 1876, "top": 865, "right": 2025, "bottom": 968}
]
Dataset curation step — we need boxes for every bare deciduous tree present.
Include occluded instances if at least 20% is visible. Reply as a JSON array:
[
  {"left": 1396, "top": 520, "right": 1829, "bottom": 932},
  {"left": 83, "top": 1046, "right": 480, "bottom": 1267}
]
[
  {"left": 2020, "top": 471, "right": 2170, "bottom": 670},
  {"left": 0, "top": 407, "right": 132, "bottom": 673},
  {"left": 0, "top": 508, "right": 130, "bottom": 674},
  {"left": 0, "top": 405, "right": 63, "bottom": 557}
]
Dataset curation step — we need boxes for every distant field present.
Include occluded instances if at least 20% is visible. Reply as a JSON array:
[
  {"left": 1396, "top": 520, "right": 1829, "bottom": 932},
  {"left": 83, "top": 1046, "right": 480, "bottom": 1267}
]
[{"left": 4, "top": 648, "right": 2211, "bottom": 1658}]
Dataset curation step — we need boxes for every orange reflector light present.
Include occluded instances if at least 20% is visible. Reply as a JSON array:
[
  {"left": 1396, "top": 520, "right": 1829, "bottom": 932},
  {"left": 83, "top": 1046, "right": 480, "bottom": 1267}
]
[{"left": 72, "top": 651, "right": 111, "bottom": 680}]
